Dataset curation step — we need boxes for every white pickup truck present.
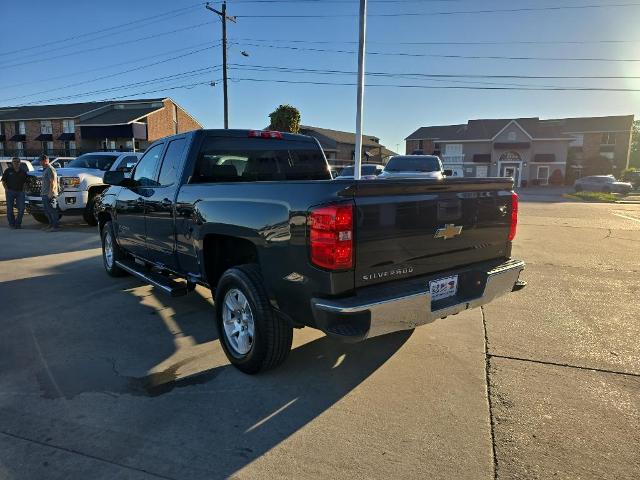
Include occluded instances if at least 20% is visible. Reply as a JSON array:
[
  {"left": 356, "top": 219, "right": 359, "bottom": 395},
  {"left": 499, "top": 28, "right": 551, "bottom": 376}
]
[
  {"left": 25, "top": 152, "right": 141, "bottom": 225},
  {"left": 0, "top": 159, "right": 34, "bottom": 205}
]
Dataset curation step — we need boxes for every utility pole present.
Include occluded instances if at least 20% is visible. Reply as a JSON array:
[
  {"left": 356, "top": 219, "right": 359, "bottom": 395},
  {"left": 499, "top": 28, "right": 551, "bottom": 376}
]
[
  {"left": 206, "top": 2, "right": 236, "bottom": 129},
  {"left": 353, "top": 0, "right": 367, "bottom": 180}
]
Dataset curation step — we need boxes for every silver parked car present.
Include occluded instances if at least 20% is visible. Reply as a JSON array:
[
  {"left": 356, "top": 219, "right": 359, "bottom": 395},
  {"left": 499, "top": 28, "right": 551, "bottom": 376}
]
[
  {"left": 574, "top": 175, "right": 632, "bottom": 194},
  {"left": 379, "top": 155, "right": 444, "bottom": 180},
  {"left": 336, "top": 164, "right": 384, "bottom": 179}
]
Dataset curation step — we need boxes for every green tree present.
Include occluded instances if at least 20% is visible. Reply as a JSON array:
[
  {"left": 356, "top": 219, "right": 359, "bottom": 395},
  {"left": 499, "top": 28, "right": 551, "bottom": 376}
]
[
  {"left": 268, "top": 104, "right": 301, "bottom": 133},
  {"left": 629, "top": 119, "right": 640, "bottom": 168}
]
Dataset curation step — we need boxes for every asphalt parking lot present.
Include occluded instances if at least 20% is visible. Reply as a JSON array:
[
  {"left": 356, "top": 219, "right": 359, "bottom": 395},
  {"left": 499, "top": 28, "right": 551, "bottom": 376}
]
[{"left": 1, "top": 198, "right": 639, "bottom": 480}]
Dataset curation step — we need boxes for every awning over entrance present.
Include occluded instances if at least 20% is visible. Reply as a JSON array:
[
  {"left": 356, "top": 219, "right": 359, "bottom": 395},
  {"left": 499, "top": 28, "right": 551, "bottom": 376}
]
[
  {"left": 80, "top": 123, "right": 147, "bottom": 140},
  {"left": 35, "top": 134, "right": 53, "bottom": 141},
  {"left": 58, "top": 133, "right": 76, "bottom": 141},
  {"left": 9, "top": 134, "right": 25, "bottom": 141}
]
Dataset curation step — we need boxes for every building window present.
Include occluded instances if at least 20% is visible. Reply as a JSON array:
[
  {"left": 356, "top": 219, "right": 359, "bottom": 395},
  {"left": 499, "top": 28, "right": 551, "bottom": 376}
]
[
  {"left": 418, "top": 140, "right": 424, "bottom": 150},
  {"left": 63, "top": 119, "right": 75, "bottom": 133},
  {"left": 16, "top": 121, "right": 26, "bottom": 135},
  {"left": 444, "top": 144, "right": 463, "bottom": 156},
  {"left": 600, "top": 151, "right": 614, "bottom": 160},
  {"left": 102, "top": 140, "right": 116, "bottom": 151},
  {"left": 569, "top": 134, "right": 584, "bottom": 147},
  {"left": 16, "top": 141, "right": 24, "bottom": 156},
  {"left": 601, "top": 133, "right": 616, "bottom": 145},
  {"left": 64, "top": 141, "right": 76, "bottom": 156},
  {"left": 40, "top": 120, "right": 52, "bottom": 134},
  {"left": 42, "top": 141, "right": 53, "bottom": 154},
  {"left": 507, "top": 131, "right": 517, "bottom": 141},
  {"left": 0, "top": 141, "right": 4, "bottom": 156}
]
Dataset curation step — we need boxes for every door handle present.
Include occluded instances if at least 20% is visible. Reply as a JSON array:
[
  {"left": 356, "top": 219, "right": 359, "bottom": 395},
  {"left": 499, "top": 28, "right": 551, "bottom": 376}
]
[{"left": 161, "top": 198, "right": 173, "bottom": 208}]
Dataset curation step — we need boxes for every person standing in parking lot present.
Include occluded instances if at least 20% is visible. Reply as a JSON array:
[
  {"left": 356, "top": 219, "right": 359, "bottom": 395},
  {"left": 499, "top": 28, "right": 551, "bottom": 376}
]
[
  {"left": 2, "top": 157, "right": 28, "bottom": 229},
  {"left": 40, "top": 155, "right": 60, "bottom": 231}
]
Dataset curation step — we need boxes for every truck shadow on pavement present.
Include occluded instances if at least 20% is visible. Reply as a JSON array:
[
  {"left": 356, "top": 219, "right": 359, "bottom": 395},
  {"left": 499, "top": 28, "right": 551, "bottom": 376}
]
[{"left": 1, "top": 253, "right": 413, "bottom": 479}]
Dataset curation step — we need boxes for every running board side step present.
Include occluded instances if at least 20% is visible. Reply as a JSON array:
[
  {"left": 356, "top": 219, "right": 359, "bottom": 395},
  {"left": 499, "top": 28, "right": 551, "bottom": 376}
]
[{"left": 115, "top": 260, "right": 190, "bottom": 297}]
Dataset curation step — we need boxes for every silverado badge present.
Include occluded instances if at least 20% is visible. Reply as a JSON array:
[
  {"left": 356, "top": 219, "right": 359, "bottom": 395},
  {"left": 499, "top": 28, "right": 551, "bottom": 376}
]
[{"left": 434, "top": 224, "right": 463, "bottom": 240}]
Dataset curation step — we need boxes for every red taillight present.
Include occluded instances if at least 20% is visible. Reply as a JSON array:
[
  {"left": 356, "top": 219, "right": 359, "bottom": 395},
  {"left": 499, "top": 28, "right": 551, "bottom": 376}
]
[
  {"left": 248, "top": 130, "right": 283, "bottom": 139},
  {"left": 508, "top": 191, "right": 518, "bottom": 241},
  {"left": 309, "top": 203, "right": 354, "bottom": 270}
]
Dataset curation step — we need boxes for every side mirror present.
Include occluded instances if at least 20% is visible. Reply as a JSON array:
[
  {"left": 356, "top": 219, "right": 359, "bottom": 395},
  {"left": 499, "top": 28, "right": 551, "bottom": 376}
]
[
  {"left": 104, "top": 170, "right": 130, "bottom": 186},
  {"left": 443, "top": 169, "right": 453, "bottom": 176}
]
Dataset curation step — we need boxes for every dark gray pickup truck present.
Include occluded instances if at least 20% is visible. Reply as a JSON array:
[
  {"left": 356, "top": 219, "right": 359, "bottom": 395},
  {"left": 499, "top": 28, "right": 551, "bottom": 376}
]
[{"left": 96, "top": 129, "right": 525, "bottom": 373}]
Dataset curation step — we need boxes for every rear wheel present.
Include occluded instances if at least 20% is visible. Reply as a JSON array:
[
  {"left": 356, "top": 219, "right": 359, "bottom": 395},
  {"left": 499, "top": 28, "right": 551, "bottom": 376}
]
[
  {"left": 31, "top": 213, "right": 49, "bottom": 224},
  {"left": 83, "top": 194, "right": 98, "bottom": 226},
  {"left": 574, "top": 185, "right": 583, "bottom": 192},
  {"left": 101, "top": 221, "right": 127, "bottom": 277},
  {"left": 215, "top": 264, "right": 293, "bottom": 374}
]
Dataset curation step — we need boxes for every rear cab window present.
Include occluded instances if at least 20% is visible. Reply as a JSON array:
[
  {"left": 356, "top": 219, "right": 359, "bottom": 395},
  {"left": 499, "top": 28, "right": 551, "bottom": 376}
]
[{"left": 190, "top": 136, "right": 331, "bottom": 183}]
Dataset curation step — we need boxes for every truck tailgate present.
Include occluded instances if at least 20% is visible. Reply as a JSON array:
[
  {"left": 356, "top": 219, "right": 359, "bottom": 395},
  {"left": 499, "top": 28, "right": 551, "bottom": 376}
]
[{"left": 354, "top": 178, "right": 515, "bottom": 288}]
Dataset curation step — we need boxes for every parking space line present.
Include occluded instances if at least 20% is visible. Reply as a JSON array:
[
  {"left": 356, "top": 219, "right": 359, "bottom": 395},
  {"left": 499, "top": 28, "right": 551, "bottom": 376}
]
[{"left": 612, "top": 213, "right": 640, "bottom": 223}]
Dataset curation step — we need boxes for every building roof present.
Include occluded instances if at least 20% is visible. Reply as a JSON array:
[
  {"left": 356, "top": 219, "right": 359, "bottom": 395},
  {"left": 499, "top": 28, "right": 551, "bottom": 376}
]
[
  {"left": 540, "top": 115, "right": 634, "bottom": 133},
  {"left": 407, "top": 115, "right": 635, "bottom": 142},
  {"left": 300, "top": 125, "right": 382, "bottom": 148},
  {"left": 0, "top": 98, "right": 166, "bottom": 121},
  {"left": 79, "top": 107, "right": 160, "bottom": 125}
]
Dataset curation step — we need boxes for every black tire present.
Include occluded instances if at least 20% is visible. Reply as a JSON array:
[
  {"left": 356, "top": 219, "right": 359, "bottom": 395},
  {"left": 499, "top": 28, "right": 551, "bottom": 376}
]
[
  {"left": 215, "top": 264, "right": 293, "bottom": 374},
  {"left": 101, "top": 221, "right": 128, "bottom": 277},
  {"left": 32, "top": 213, "right": 49, "bottom": 224},
  {"left": 574, "top": 185, "right": 583, "bottom": 192},
  {"left": 83, "top": 194, "right": 98, "bottom": 226}
]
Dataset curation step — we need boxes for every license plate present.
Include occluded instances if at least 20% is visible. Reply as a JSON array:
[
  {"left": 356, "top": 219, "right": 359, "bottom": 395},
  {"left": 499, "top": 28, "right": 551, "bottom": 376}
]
[{"left": 429, "top": 275, "right": 458, "bottom": 301}]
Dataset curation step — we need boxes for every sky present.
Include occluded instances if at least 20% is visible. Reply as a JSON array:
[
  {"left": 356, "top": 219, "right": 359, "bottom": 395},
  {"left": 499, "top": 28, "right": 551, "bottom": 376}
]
[{"left": 2, "top": 0, "right": 640, "bottom": 153}]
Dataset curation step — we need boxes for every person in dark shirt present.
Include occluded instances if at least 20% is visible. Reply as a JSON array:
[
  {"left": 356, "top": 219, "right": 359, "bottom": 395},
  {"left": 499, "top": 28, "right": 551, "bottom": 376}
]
[{"left": 2, "top": 157, "right": 28, "bottom": 229}]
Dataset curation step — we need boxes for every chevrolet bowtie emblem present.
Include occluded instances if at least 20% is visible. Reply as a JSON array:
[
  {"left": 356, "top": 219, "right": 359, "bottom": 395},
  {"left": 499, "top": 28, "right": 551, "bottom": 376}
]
[{"left": 434, "top": 224, "right": 463, "bottom": 240}]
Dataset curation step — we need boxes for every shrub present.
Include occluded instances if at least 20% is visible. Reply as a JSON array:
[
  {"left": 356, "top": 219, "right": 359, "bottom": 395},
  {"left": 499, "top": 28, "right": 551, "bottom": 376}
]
[
  {"left": 268, "top": 105, "right": 301, "bottom": 133},
  {"left": 549, "top": 169, "right": 564, "bottom": 185}
]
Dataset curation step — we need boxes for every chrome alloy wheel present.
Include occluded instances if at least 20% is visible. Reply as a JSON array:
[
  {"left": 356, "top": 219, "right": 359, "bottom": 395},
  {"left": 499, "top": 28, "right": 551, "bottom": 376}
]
[
  {"left": 222, "top": 288, "right": 255, "bottom": 356},
  {"left": 104, "top": 230, "right": 114, "bottom": 269}
]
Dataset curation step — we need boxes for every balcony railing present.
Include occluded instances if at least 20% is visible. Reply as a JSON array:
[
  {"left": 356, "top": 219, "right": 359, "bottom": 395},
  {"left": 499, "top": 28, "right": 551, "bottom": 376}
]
[{"left": 441, "top": 154, "right": 465, "bottom": 164}]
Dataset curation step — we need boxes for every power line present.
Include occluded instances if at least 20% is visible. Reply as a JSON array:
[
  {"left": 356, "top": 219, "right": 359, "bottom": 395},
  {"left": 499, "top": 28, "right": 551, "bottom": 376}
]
[
  {"left": 98, "top": 81, "right": 218, "bottom": 102},
  {"left": 235, "top": 41, "right": 640, "bottom": 62},
  {"left": 231, "top": 36, "right": 640, "bottom": 46},
  {"left": 18, "top": 67, "right": 221, "bottom": 106},
  {"left": 0, "top": 20, "right": 215, "bottom": 69},
  {"left": 227, "top": 62, "right": 640, "bottom": 79},
  {"left": 229, "top": 76, "right": 640, "bottom": 91},
  {"left": 0, "top": 2, "right": 206, "bottom": 58},
  {"left": 0, "top": 44, "right": 219, "bottom": 103},
  {"left": 235, "top": 2, "right": 640, "bottom": 17},
  {"left": 227, "top": 65, "right": 582, "bottom": 89}
]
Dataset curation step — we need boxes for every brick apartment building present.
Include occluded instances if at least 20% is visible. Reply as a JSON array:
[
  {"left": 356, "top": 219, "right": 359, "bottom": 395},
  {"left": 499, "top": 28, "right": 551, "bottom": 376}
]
[
  {"left": 299, "top": 125, "right": 396, "bottom": 168},
  {"left": 405, "top": 115, "right": 634, "bottom": 186},
  {"left": 0, "top": 98, "right": 202, "bottom": 159}
]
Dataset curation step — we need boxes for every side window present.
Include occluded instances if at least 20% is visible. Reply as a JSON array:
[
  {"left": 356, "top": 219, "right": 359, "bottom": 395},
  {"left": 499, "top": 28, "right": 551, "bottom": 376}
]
[
  {"left": 116, "top": 155, "right": 139, "bottom": 172},
  {"left": 158, "top": 139, "right": 186, "bottom": 186},
  {"left": 133, "top": 144, "right": 163, "bottom": 186}
]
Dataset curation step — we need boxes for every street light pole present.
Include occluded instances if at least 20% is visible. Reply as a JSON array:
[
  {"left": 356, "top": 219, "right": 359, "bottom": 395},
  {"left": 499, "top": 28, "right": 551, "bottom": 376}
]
[
  {"left": 206, "top": 2, "right": 236, "bottom": 129},
  {"left": 353, "top": 0, "right": 367, "bottom": 181}
]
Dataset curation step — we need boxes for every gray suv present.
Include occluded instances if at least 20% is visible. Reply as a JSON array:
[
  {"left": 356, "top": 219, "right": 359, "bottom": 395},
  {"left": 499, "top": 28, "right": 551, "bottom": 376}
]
[{"left": 574, "top": 175, "right": 632, "bottom": 194}]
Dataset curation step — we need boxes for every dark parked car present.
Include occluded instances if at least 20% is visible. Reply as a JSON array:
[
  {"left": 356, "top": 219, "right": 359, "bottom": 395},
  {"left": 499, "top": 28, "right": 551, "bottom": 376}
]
[
  {"left": 96, "top": 129, "right": 525, "bottom": 373},
  {"left": 574, "top": 175, "right": 632, "bottom": 194}
]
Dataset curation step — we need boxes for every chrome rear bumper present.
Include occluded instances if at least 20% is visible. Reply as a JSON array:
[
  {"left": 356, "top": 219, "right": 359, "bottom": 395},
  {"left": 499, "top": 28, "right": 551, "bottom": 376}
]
[{"left": 311, "top": 259, "right": 525, "bottom": 341}]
